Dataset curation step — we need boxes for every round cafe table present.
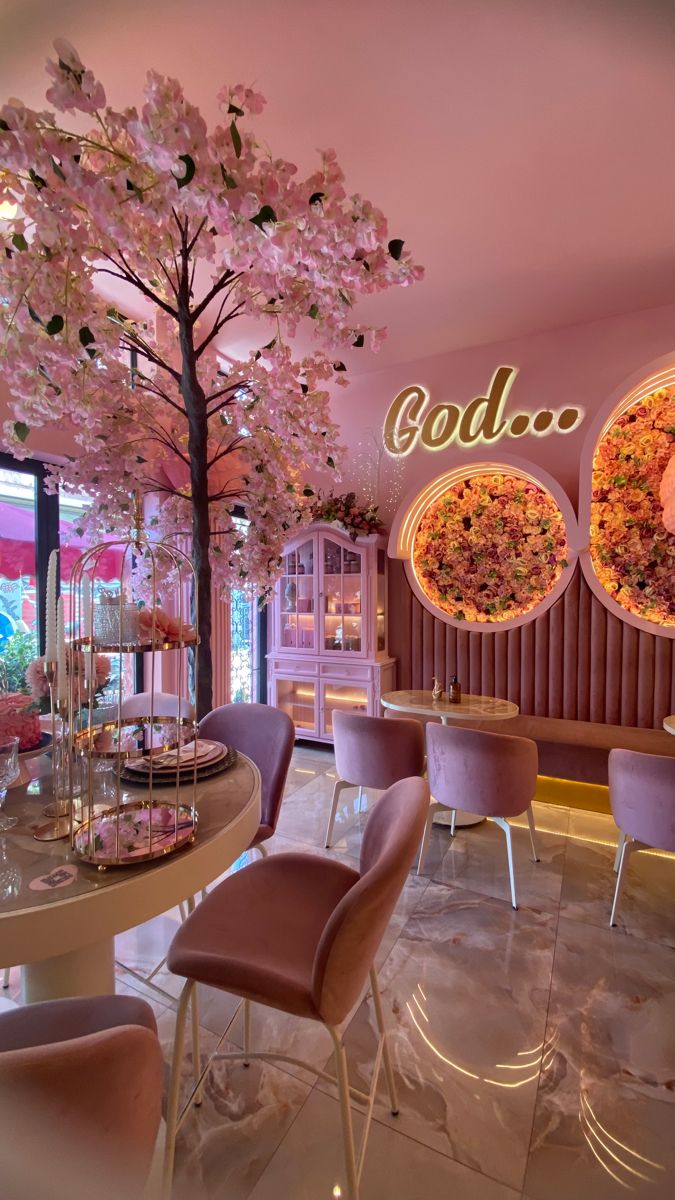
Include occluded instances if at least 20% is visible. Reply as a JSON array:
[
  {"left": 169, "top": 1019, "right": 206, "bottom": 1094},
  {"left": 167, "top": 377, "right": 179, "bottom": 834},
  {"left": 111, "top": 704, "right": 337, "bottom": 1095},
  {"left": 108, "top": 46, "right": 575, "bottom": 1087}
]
[
  {"left": 381, "top": 689, "right": 519, "bottom": 827},
  {"left": 0, "top": 752, "right": 260, "bottom": 1003},
  {"left": 663, "top": 715, "right": 675, "bottom": 735}
]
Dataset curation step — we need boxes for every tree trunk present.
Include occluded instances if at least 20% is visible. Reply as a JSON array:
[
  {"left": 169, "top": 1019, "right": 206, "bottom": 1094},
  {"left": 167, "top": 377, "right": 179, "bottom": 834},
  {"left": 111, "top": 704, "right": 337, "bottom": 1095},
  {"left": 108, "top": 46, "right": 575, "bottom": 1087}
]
[{"left": 178, "top": 308, "right": 213, "bottom": 720}]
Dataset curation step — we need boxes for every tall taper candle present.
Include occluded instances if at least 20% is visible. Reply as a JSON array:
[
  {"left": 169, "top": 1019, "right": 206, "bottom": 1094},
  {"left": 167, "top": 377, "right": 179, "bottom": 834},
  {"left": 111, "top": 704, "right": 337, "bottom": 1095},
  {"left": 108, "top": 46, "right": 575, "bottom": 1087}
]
[
  {"left": 56, "top": 595, "right": 67, "bottom": 704},
  {"left": 83, "top": 576, "right": 93, "bottom": 688},
  {"left": 45, "top": 549, "right": 58, "bottom": 661}
]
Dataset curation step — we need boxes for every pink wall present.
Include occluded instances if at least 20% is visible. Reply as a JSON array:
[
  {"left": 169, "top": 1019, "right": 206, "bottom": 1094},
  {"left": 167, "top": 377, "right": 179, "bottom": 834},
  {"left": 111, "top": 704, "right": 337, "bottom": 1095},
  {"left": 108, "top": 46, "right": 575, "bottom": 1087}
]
[{"left": 328, "top": 302, "right": 675, "bottom": 517}]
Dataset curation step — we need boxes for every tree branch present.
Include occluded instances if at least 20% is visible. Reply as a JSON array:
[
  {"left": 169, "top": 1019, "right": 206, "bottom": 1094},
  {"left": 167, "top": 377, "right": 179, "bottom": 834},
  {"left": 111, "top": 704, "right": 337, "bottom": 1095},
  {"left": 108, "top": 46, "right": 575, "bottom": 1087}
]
[{"left": 191, "top": 270, "right": 240, "bottom": 323}]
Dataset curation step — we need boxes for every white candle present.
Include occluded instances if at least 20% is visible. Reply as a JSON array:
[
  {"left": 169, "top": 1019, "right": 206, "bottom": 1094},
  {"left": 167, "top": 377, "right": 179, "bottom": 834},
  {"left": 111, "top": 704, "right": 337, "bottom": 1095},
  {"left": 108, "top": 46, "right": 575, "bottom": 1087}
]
[
  {"left": 82, "top": 576, "right": 92, "bottom": 637},
  {"left": 56, "top": 595, "right": 67, "bottom": 704},
  {"left": 45, "top": 550, "right": 58, "bottom": 662}
]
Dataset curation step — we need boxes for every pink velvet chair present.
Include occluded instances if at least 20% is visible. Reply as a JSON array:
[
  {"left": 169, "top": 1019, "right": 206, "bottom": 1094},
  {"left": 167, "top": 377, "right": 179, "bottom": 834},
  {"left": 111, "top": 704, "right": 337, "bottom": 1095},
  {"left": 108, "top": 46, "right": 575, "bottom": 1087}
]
[
  {"left": 421, "top": 723, "right": 540, "bottom": 908},
  {"left": 163, "top": 775, "right": 430, "bottom": 1200},
  {"left": 0, "top": 994, "right": 163, "bottom": 1196},
  {"left": 325, "top": 710, "right": 426, "bottom": 848},
  {"left": 199, "top": 702, "right": 295, "bottom": 856},
  {"left": 609, "top": 749, "right": 675, "bottom": 927}
]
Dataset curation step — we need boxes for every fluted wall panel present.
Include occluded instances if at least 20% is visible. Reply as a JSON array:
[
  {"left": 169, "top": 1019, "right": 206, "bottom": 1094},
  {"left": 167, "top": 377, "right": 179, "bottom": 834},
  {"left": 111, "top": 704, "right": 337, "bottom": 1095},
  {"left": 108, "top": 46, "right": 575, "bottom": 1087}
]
[{"left": 388, "top": 561, "right": 674, "bottom": 729}]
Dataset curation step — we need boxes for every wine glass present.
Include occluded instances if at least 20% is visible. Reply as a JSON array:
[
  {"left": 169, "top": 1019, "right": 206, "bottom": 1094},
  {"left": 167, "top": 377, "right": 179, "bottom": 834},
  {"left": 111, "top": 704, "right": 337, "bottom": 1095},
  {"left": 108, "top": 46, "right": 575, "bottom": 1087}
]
[{"left": 0, "top": 736, "right": 19, "bottom": 831}]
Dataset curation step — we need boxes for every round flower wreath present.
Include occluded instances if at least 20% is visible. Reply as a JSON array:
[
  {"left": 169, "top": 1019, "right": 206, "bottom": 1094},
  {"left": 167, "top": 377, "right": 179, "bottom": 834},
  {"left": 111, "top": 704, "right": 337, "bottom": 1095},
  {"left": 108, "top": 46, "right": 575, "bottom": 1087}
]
[
  {"left": 590, "top": 386, "right": 675, "bottom": 627},
  {"left": 412, "top": 472, "right": 569, "bottom": 623}
]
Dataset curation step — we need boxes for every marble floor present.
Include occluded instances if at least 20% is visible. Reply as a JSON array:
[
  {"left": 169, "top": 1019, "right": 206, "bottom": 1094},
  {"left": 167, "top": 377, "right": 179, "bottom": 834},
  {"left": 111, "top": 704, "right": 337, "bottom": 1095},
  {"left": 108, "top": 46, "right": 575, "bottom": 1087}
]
[{"left": 11, "top": 744, "right": 673, "bottom": 1198}]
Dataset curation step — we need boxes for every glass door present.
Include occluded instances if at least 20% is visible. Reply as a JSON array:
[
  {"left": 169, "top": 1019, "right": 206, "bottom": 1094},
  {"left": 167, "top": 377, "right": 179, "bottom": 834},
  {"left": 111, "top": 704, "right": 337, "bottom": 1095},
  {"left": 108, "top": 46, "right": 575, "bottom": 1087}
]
[
  {"left": 278, "top": 537, "right": 315, "bottom": 653},
  {"left": 321, "top": 681, "right": 369, "bottom": 737},
  {"left": 321, "top": 536, "right": 364, "bottom": 655},
  {"left": 275, "top": 677, "right": 317, "bottom": 736}
]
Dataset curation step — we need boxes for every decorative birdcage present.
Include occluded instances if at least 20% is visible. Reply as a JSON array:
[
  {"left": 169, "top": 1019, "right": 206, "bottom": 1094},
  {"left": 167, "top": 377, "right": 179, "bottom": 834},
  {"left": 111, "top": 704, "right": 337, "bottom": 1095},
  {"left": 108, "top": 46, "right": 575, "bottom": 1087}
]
[{"left": 68, "top": 510, "right": 200, "bottom": 868}]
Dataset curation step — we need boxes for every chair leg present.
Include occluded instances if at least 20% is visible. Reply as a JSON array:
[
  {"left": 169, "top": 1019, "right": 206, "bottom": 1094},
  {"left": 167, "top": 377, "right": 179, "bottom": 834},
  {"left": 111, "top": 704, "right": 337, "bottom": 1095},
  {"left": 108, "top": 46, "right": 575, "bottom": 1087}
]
[
  {"left": 257, "top": 842, "right": 269, "bottom": 858},
  {"left": 329, "top": 1027, "right": 360, "bottom": 1200},
  {"left": 357, "top": 785, "right": 364, "bottom": 811},
  {"left": 2, "top": 966, "right": 9, "bottom": 989},
  {"left": 610, "top": 835, "right": 632, "bottom": 927},
  {"left": 243, "top": 998, "right": 252, "bottom": 1067},
  {"left": 191, "top": 985, "right": 202, "bottom": 1106},
  {"left": 492, "top": 817, "right": 517, "bottom": 909},
  {"left": 526, "top": 806, "right": 540, "bottom": 862},
  {"left": 417, "top": 802, "right": 438, "bottom": 876},
  {"left": 369, "top": 967, "right": 398, "bottom": 1115},
  {"left": 325, "top": 778, "right": 351, "bottom": 848},
  {"left": 450, "top": 809, "right": 457, "bottom": 837},
  {"left": 163, "top": 980, "right": 194, "bottom": 1197},
  {"left": 613, "top": 831, "right": 626, "bottom": 873}
]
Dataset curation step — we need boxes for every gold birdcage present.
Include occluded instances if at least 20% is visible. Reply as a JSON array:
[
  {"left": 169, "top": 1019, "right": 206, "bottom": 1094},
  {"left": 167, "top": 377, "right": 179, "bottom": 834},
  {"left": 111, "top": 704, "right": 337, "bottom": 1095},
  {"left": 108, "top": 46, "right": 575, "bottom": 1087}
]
[{"left": 68, "top": 507, "right": 199, "bottom": 868}]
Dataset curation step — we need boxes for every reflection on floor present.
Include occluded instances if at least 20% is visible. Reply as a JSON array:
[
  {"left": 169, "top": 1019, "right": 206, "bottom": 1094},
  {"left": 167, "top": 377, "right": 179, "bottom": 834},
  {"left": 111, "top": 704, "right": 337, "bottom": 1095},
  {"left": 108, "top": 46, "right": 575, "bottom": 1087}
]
[{"left": 11, "top": 744, "right": 671, "bottom": 1199}]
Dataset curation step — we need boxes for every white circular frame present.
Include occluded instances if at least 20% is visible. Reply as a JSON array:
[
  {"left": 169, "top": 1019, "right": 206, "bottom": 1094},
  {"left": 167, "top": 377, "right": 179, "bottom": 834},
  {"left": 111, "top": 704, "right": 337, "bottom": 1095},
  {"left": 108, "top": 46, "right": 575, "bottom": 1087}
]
[{"left": 388, "top": 454, "right": 581, "bottom": 633}]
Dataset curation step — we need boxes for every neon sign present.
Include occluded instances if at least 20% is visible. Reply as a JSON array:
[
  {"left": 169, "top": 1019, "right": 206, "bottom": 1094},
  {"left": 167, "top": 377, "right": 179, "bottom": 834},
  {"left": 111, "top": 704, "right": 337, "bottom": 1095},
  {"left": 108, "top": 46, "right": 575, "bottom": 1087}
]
[{"left": 383, "top": 366, "right": 584, "bottom": 456}]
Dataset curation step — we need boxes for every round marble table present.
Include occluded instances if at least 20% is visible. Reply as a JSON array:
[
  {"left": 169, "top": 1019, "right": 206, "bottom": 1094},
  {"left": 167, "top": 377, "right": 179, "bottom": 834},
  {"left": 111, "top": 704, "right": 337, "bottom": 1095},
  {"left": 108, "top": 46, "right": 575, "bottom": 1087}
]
[
  {"left": 0, "top": 753, "right": 261, "bottom": 1003},
  {"left": 381, "top": 689, "right": 519, "bottom": 827},
  {"left": 664, "top": 715, "right": 675, "bottom": 735}
]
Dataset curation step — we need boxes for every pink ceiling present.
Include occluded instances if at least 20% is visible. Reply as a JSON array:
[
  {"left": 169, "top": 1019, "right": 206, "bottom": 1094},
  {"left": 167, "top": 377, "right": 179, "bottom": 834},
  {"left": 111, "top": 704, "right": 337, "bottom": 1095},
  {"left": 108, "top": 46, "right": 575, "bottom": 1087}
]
[{"left": 1, "top": 0, "right": 674, "bottom": 372}]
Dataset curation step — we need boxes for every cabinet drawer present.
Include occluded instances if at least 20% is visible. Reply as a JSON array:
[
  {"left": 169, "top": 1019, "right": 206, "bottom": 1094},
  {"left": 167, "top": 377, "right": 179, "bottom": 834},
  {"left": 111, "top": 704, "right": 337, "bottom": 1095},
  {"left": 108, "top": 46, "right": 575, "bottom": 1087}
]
[
  {"left": 319, "top": 662, "right": 372, "bottom": 681},
  {"left": 270, "top": 658, "right": 319, "bottom": 677}
]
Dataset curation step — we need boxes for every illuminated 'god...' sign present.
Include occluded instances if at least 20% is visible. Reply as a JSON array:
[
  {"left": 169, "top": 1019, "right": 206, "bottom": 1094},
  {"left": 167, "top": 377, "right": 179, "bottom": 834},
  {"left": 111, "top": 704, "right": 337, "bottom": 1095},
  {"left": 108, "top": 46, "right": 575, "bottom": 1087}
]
[{"left": 383, "top": 366, "right": 584, "bottom": 456}]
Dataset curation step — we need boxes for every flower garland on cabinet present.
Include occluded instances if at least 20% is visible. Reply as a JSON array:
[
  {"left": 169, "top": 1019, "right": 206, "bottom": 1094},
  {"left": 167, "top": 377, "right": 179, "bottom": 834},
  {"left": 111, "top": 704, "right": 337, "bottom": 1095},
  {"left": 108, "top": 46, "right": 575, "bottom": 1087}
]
[
  {"left": 590, "top": 386, "right": 675, "bottom": 627},
  {"left": 307, "top": 491, "right": 385, "bottom": 541},
  {"left": 412, "top": 472, "right": 569, "bottom": 623}
]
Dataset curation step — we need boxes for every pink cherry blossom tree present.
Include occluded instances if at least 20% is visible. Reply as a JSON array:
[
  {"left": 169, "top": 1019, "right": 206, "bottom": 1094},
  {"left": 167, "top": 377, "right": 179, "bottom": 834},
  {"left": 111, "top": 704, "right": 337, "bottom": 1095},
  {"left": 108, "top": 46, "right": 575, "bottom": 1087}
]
[{"left": 0, "top": 40, "right": 421, "bottom": 715}]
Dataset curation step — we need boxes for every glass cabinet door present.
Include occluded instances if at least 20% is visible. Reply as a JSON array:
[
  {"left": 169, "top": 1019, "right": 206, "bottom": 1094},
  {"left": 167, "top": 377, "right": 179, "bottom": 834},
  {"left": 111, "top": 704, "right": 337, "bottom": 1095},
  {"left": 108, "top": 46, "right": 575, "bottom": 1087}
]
[
  {"left": 321, "top": 681, "right": 369, "bottom": 737},
  {"left": 279, "top": 537, "right": 315, "bottom": 652},
  {"left": 321, "top": 536, "right": 364, "bottom": 655},
  {"left": 275, "top": 677, "right": 317, "bottom": 735}
]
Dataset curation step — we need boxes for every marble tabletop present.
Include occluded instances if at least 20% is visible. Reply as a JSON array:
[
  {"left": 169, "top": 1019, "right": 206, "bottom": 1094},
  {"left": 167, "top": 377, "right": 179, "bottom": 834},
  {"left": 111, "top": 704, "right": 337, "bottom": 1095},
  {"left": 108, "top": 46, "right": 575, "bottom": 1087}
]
[
  {"left": 664, "top": 715, "right": 675, "bottom": 735},
  {"left": 381, "top": 689, "right": 519, "bottom": 722}
]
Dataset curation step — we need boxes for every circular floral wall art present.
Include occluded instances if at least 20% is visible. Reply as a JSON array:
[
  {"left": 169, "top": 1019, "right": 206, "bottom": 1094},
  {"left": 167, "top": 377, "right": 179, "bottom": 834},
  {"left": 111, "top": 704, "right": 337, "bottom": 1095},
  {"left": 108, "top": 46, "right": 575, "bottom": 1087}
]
[
  {"left": 412, "top": 472, "right": 569, "bottom": 624},
  {"left": 590, "top": 385, "right": 675, "bottom": 628}
]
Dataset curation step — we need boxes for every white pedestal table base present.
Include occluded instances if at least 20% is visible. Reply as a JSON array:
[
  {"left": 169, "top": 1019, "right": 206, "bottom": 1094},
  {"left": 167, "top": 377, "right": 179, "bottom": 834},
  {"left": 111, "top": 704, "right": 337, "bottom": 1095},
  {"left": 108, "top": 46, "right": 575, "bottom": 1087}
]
[{"left": 22, "top": 938, "right": 115, "bottom": 1003}]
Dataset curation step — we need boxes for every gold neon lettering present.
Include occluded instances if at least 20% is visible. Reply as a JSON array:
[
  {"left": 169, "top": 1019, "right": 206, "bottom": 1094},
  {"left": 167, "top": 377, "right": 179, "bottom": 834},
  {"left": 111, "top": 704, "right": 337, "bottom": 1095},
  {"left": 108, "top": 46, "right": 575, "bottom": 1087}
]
[
  {"left": 383, "top": 384, "right": 427, "bottom": 455},
  {"left": 457, "top": 365, "right": 513, "bottom": 444},
  {"left": 421, "top": 403, "right": 461, "bottom": 449}
]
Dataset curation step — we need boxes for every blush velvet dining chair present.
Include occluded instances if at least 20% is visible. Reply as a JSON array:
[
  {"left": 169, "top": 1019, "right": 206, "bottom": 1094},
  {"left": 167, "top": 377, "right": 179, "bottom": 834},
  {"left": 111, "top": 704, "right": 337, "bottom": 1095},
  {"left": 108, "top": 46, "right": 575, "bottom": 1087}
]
[
  {"left": 325, "top": 710, "right": 426, "bottom": 848},
  {"left": 0, "top": 994, "right": 163, "bottom": 1198},
  {"left": 199, "top": 702, "right": 295, "bottom": 857},
  {"left": 163, "top": 775, "right": 430, "bottom": 1200},
  {"left": 419, "top": 723, "right": 540, "bottom": 908},
  {"left": 609, "top": 749, "right": 675, "bottom": 927}
]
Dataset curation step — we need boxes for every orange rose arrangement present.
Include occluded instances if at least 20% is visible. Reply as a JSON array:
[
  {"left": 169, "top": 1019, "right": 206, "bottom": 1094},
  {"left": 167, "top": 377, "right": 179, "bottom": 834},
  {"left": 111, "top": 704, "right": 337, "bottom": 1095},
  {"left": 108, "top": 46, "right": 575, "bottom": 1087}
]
[
  {"left": 590, "top": 387, "right": 675, "bottom": 627},
  {"left": 412, "top": 472, "right": 568, "bottom": 623}
]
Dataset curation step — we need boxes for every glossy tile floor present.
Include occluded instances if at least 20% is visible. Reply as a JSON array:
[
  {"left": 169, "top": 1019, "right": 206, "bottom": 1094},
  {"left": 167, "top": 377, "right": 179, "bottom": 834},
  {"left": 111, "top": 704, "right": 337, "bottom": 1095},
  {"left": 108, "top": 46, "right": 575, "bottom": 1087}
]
[{"left": 13, "top": 744, "right": 673, "bottom": 1199}]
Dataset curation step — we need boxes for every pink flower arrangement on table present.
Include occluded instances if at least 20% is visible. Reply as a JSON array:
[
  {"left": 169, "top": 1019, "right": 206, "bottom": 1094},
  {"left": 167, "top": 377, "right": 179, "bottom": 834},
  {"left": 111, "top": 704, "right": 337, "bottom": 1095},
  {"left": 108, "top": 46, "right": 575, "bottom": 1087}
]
[
  {"left": 413, "top": 472, "right": 569, "bottom": 623},
  {"left": 307, "top": 491, "right": 385, "bottom": 542},
  {"left": 25, "top": 649, "right": 111, "bottom": 711},
  {"left": 137, "top": 606, "right": 195, "bottom": 644},
  {"left": 590, "top": 386, "right": 675, "bottom": 626}
]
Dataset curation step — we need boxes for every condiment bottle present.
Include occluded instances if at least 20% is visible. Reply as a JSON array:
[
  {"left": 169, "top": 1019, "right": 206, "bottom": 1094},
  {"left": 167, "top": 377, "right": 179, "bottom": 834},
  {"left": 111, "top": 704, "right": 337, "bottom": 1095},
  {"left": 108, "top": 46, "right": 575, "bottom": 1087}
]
[{"left": 448, "top": 674, "right": 461, "bottom": 704}]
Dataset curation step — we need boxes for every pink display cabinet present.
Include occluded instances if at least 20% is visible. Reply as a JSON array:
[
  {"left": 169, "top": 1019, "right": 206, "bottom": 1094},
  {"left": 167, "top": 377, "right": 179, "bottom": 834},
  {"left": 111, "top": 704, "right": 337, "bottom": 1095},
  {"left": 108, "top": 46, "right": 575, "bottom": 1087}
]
[{"left": 267, "top": 524, "right": 396, "bottom": 742}]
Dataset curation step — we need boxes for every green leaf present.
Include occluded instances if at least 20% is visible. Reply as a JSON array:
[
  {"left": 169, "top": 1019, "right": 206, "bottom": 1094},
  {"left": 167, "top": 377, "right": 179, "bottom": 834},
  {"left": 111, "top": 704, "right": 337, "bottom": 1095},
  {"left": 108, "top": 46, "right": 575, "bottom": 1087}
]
[
  {"left": 388, "top": 238, "right": 404, "bottom": 260},
  {"left": 220, "top": 164, "right": 237, "bottom": 189},
  {"left": 29, "top": 168, "right": 47, "bottom": 191},
  {"left": 308, "top": 303, "right": 319, "bottom": 320},
  {"left": 333, "top": 361, "right": 346, "bottom": 372},
  {"left": 0, "top": 118, "right": 9, "bottom": 131},
  {"left": 338, "top": 289, "right": 351, "bottom": 306},
  {"left": 326, "top": 456, "right": 335, "bottom": 468},
  {"left": 51, "top": 157, "right": 66, "bottom": 182},
  {"left": 353, "top": 333, "right": 365, "bottom": 348},
  {"left": 11, "top": 233, "right": 27, "bottom": 252},
  {"left": 175, "top": 154, "right": 195, "bottom": 188},
  {"left": 230, "top": 120, "right": 242, "bottom": 159},
  {"left": 302, "top": 485, "right": 315, "bottom": 497},
  {"left": 250, "top": 204, "right": 277, "bottom": 230},
  {"left": 13, "top": 421, "right": 29, "bottom": 443},
  {"left": 309, "top": 191, "right": 325, "bottom": 206},
  {"left": 78, "top": 325, "right": 95, "bottom": 347},
  {"left": 27, "top": 304, "right": 43, "bottom": 326},
  {"left": 227, "top": 102, "right": 244, "bottom": 117},
  {"left": 46, "top": 314, "right": 64, "bottom": 336}
]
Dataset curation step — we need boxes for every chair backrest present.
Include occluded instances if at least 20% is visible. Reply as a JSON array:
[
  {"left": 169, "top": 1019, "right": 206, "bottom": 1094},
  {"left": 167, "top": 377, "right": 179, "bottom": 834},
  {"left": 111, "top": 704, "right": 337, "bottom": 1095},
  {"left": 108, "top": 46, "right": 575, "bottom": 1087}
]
[
  {"left": 199, "top": 702, "right": 295, "bottom": 831},
  {"left": 0, "top": 1024, "right": 163, "bottom": 1194},
  {"left": 426, "top": 722, "right": 538, "bottom": 818},
  {"left": 311, "top": 776, "right": 429, "bottom": 1025},
  {"left": 333, "top": 710, "right": 425, "bottom": 790},
  {"left": 120, "top": 690, "right": 195, "bottom": 720},
  {"left": 609, "top": 749, "right": 675, "bottom": 851}
]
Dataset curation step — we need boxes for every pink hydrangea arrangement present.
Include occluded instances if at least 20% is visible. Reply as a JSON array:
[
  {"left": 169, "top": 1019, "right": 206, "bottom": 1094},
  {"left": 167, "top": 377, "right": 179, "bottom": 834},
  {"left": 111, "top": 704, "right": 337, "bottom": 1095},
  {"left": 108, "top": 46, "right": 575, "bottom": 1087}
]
[
  {"left": 590, "top": 386, "right": 675, "bottom": 626},
  {"left": 26, "top": 650, "right": 111, "bottom": 711},
  {"left": 413, "top": 472, "right": 568, "bottom": 623},
  {"left": 307, "top": 491, "right": 385, "bottom": 542}
]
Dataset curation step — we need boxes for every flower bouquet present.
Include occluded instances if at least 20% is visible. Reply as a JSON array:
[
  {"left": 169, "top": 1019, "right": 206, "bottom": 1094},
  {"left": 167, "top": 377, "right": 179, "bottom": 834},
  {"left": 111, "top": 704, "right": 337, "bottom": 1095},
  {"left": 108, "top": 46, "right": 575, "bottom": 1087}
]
[{"left": 307, "top": 491, "right": 385, "bottom": 542}]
